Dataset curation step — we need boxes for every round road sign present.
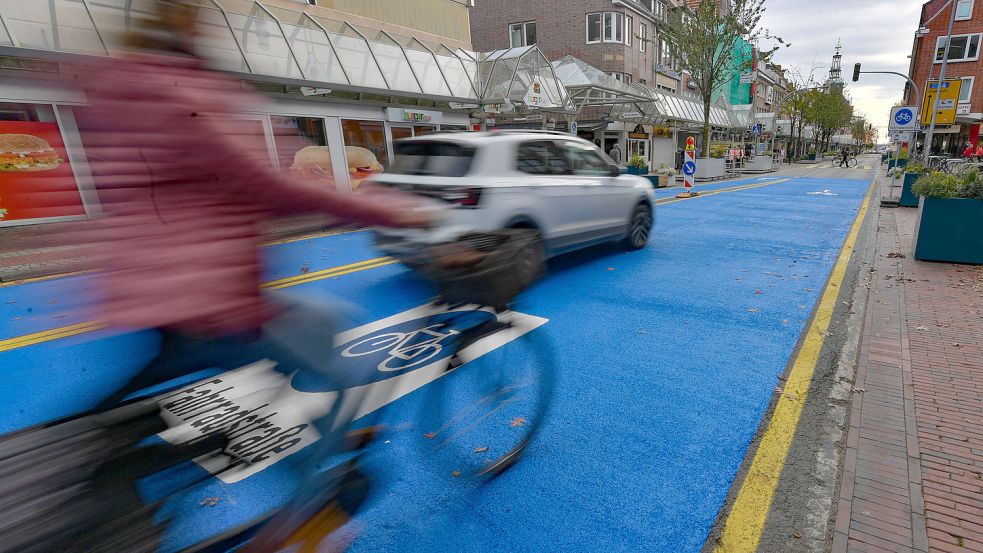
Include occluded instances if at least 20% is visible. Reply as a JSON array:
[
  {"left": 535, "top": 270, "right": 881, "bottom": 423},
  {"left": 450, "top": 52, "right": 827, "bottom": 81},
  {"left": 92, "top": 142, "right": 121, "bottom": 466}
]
[
  {"left": 894, "top": 108, "right": 913, "bottom": 126},
  {"left": 682, "top": 160, "right": 697, "bottom": 176}
]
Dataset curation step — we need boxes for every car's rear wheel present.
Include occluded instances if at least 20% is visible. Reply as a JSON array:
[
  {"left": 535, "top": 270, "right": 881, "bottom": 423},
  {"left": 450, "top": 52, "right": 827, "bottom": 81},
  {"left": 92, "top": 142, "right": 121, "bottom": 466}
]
[
  {"left": 624, "top": 204, "right": 652, "bottom": 250},
  {"left": 512, "top": 229, "right": 546, "bottom": 285}
]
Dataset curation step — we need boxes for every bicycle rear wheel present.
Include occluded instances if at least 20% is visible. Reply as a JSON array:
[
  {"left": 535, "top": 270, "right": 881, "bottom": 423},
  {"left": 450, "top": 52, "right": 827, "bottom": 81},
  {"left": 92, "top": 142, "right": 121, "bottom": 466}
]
[
  {"left": 847, "top": 157, "right": 858, "bottom": 168},
  {"left": 413, "top": 309, "right": 555, "bottom": 477}
]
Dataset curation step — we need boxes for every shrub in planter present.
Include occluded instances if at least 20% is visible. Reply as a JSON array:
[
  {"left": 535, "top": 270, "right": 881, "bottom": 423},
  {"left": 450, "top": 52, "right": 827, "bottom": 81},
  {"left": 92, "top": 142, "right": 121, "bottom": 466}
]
[
  {"left": 899, "top": 164, "right": 929, "bottom": 207},
  {"left": 654, "top": 163, "right": 676, "bottom": 187},
  {"left": 626, "top": 154, "right": 649, "bottom": 175},
  {"left": 912, "top": 171, "right": 983, "bottom": 264}
]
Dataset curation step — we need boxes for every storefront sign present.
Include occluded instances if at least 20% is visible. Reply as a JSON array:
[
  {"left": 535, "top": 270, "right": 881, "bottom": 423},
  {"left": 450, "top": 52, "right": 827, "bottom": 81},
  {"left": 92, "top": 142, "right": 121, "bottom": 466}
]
[
  {"left": 482, "top": 99, "right": 514, "bottom": 114},
  {"left": 957, "top": 104, "right": 971, "bottom": 115},
  {"left": 299, "top": 86, "right": 332, "bottom": 96},
  {"left": 523, "top": 78, "right": 557, "bottom": 108},
  {"left": 386, "top": 107, "right": 443, "bottom": 125},
  {"left": 653, "top": 126, "right": 672, "bottom": 138},
  {"left": 0, "top": 121, "right": 84, "bottom": 223},
  {"left": 740, "top": 72, "right": 757, "bottom": 84},
  {"left": 449, "top": 102, "right": 480, "bottom": 109}
]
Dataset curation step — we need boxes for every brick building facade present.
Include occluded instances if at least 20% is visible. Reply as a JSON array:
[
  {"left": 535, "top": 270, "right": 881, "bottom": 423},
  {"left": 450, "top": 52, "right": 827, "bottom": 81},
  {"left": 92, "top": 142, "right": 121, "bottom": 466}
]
[
  {"left": 905, "top": 0, "right": 983, "bottom": 153},
  {"left": 470, "top": 0, "right": 685, "bottom": 94}
]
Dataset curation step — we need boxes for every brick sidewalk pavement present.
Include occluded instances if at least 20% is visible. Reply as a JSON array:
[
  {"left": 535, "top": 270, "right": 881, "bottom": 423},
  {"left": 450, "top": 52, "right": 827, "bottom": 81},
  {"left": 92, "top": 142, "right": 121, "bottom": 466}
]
[{"left": 833, "top": 179, "right": 983, "bottom": 552}]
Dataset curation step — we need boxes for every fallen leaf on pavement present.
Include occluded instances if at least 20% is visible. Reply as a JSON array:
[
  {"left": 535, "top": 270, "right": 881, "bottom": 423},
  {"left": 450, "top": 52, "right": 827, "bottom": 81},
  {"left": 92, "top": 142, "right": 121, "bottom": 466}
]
[
  {"left": 804, "top": 288, "right": 814, "bottom": 292},
  {"left": 747, "top": 308, "right": 760, "bottom": 313},
  {"left": 953, "top": 343, "right": 962, "bottom": 347},
  {"left": 915, "top": 326, "right": 928, "bottom": 331},
  {"left": 793, "top": 531, "right": 802, "bottom": 539},
  {"left": 754, "top": 289, "right": 764, "bottom": 294},
  {"left": 199, "top": 497, "right": 221, "bottom": 507},
  {"left": 887, "top": 252, "right": 905, "bottom": 258},
  {"left": 423, "top": 432, "right": 436, "bottom": 439},
  {"left": 300, "top": 263, "right": 310, "bottom": 274},
  {"left": 607, "top": 267, "right": 615, "bottom": 271},
  {"left": 474, "top": 447, "right": 489, "bottom": 453},
  {"left": 851, "top": 387, "right": 865, "bottom": 393},
  {"left": 774, "top": 386, "right": 783, "bottom": 393},
  {"left": 452, "top": 470, "right": 462, "bottom": 477},
  {"left": 510, "top": 417, "right": 527, "bottom": 428},
  {"left": 798, "top": 305, "right": 808, "bottom": 309},
  {"left": 783, "top": 393, "right": 799, "bottom": 401}
]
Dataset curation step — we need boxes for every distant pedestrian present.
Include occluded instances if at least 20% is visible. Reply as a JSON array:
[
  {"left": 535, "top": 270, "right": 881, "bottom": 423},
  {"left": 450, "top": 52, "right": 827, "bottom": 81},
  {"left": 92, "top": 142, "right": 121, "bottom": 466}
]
[
  {"left": 609, "top": 142, "right": 622, "bottom": 164},
  {"left": 962, "top": 142, "right": 974, "bottom": 160},
  {"left": 975, "top": 143, "right": 983, "bottom": 162}
]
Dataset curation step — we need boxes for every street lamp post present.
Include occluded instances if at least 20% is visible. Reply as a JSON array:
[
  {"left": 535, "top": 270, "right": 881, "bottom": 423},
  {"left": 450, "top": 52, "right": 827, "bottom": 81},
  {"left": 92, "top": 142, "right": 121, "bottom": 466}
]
[{"left": 924, "top": 0, "right": 959, "bottom": 165}]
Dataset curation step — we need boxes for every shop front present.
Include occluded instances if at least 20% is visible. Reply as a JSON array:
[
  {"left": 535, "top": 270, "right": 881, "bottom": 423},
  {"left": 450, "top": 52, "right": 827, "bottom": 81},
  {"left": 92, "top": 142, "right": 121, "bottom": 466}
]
[{"left": 0, "top": 1, "right": 570, "bottom": 227}]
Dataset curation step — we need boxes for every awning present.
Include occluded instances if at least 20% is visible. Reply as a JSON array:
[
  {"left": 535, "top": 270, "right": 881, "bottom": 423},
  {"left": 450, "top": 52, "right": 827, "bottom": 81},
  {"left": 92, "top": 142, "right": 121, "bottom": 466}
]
[
  {"left": 0, "top": 0, "right": 483, "bottom": 102},
  {"left": 479, "top": 47, "right": 574, "bottom": 112},
  {"left": 728, "top": 104, "right": 754, "bottom": 129},
  {"left": 552, "top": 55, "right": 651, "bottom": 107},
  {"left": 652, "top": 91, "right": 731, "bottom": 128}
]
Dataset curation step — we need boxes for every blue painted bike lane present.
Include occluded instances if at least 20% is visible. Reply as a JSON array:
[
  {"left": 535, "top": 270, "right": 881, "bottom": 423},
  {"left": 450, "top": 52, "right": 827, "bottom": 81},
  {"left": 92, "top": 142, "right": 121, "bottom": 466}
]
[{"left": 0, "top": 173, "right": 871, "bottom": 552}]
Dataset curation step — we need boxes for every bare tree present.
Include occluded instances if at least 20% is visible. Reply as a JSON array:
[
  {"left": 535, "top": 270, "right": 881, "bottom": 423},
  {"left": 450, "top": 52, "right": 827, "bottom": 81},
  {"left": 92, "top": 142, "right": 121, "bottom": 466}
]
[{"left": 661, "top": 0, "right": 788, "bottom": 157}]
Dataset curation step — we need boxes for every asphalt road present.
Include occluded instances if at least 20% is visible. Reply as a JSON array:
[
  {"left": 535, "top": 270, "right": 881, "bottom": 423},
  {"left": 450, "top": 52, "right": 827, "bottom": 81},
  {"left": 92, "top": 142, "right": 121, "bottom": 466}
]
[{"left": 0, "top": 161, "right": 875, "bottom": 552}]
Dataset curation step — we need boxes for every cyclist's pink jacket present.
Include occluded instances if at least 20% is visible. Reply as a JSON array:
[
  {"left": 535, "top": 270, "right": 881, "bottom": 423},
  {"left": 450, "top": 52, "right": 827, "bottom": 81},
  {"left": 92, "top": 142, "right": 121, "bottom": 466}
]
[{"left": 76, "top": 53, "right": 410, "bottom": 336}]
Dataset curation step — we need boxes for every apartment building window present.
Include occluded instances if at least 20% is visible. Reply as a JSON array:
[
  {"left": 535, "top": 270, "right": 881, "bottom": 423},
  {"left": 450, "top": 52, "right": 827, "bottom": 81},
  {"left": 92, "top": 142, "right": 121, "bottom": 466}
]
[
  {"left": 626, "top": 15, "right": 633, "bottom": 46},
  {"left": 935, "top": 33, "right": 982, "bottom": 63},
  {"left": 640, "top": 23, "right": 647, "bottom": 52},
  {"left": 659, "top": 39, "right": 672, "bottom": 67},
  {"left": 956, "top": 0, "right": 974, "bottom": 20},
  {"left": 959, "top": 76, "right": 974, "bottom": 103},
  {"left": 640, "top": 0, "right": 655, "bottom": 11},
  {"left": 509, "top": 21, "right": 537, "bottom": 47},
  {"left": 587, "top": 12, "right": 626, "bottom": 44},
  {"left": 656, "top": 1, "right": 668, "bottom": 20},
  {"left": 766, "top": 85, "right": 774, "bottom": 104},
  {"left": 609, "top": 72, "right": 632, "bottom": 85}
]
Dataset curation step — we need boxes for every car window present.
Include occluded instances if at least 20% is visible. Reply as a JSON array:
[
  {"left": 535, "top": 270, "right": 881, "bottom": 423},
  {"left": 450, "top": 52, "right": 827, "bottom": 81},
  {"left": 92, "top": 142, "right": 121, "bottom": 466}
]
[
  {"left": 390, "top": 141, "right": 475, "bottom": 177},
  {"left": 516, "top": 141, "right": 572, "bottom": 175},
  {"left": 558, "top": 141, "right": 612, "bottom": 176}
]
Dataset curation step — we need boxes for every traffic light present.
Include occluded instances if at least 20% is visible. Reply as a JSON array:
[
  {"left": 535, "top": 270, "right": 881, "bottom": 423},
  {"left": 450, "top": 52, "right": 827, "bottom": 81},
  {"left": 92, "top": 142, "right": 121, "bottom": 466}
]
[{"left": 852, "top": 63, "right": 861, "bottom": 82}]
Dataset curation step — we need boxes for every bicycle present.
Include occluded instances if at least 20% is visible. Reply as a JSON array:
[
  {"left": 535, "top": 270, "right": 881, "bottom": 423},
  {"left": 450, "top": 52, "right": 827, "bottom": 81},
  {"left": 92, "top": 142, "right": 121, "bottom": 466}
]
[
  {"left": 835, "top": 156, "right": 858, "bottom": 168},
  {"left": 395, "top": 229, "right": 556, "bottom": 477}
]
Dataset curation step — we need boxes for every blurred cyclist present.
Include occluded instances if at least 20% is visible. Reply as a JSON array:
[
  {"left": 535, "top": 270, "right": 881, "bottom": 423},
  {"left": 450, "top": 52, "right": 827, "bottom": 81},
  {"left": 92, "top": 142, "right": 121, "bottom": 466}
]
[{"left": 80, "top": 1, "right": 427, "bottom": 426}]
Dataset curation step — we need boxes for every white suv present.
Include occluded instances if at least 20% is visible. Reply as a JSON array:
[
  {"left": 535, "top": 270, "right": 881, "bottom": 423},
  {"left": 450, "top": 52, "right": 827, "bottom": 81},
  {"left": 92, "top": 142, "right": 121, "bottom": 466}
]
[{"left": 370, "top": 131, "right": 655, "bottom": 263}]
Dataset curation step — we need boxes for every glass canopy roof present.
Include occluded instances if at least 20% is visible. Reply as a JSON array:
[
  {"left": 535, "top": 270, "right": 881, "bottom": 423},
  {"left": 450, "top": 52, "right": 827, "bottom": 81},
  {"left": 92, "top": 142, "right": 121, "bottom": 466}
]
[
  {"left": 0, "top": 0, "right": 742, "bottom": 123},
  {"left": 0, "top": 0, "right": 487, "bottom": 101}
]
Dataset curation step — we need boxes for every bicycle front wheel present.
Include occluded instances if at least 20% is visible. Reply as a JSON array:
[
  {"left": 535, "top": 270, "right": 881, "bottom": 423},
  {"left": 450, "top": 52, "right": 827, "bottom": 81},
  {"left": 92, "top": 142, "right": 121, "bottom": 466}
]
[
  {"left": 847, "top": 157, "right": 858, "bottom": 168},
  {"left": 414, "top": 311, "right": 555, "bottom": 478}
]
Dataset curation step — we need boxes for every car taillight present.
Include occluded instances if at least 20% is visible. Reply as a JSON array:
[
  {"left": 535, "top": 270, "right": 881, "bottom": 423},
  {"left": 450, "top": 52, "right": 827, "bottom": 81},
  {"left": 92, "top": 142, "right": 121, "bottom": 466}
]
[{"left": 440, "top": 187, "right": 482, "bottom": 208}]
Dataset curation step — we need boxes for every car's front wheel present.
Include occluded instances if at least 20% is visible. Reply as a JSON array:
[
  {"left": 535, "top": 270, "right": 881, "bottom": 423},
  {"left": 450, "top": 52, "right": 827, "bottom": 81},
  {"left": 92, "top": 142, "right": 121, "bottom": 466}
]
[{"left": 624, "top": 204, "right": 652, "bottom": 250}]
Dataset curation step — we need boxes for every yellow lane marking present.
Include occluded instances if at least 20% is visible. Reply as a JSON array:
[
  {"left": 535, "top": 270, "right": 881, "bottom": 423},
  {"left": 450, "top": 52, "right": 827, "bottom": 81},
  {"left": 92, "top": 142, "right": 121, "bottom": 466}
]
[
  {"left": 0, "top": 256, "right": 398, "bottom": 353},
  {"left": 0, "top": 321, "right": 106, "bottom": 353},
  {"left": 261, "top": 256, "right": 395, "bottom": 289},
  {"left": 712, "top": 179, "right": 876, "bottom": 553},
  {"left": 0, "top": 228, "right": 369, "bottom": 289},
  {"left": 0, "top": 172, "right": 824, "bottom": 353}
]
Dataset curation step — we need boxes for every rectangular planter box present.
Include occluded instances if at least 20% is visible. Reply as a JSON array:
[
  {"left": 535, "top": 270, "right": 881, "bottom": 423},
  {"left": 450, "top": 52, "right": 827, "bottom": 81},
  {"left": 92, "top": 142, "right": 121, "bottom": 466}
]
[
  {"left": 900, "top": 172, "right": 924, "bottom": 207},
  {"left": 743, "top": 155, "right": 774, "bottom": 173},
  {"left": 625, "top": 166, "right": 649, "bottom": 176},
  {"left": 887, "top": 159, "right": 908, "bottom": 170},
  {"left": 914, "top": 196, "right": 983, "bottom": 264},
  {"left": 695, "top": 158, "right": 726, "bottom": 180}
]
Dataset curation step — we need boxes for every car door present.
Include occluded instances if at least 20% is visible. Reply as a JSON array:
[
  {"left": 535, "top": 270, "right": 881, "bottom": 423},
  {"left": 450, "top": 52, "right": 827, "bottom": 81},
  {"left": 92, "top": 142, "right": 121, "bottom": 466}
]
[
  {"left": 513, "top": 140, "right": 588, "bottom": 249},
  {"left": 555, "top": 140, "right": 635, "bottom": 238}
]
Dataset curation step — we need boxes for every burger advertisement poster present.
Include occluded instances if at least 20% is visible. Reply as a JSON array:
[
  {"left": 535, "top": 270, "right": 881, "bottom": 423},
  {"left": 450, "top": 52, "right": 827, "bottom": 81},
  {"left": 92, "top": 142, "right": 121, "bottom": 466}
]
[{"left": 0, "top": 121, "right": 84, "bottom": 222}]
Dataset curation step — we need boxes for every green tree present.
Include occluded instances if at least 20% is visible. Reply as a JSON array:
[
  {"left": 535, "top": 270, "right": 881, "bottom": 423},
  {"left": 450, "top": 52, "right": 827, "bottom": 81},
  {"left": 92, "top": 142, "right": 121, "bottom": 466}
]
[
  {"left": 804, "top": 91, "right": 852, "bottom": 153},
  {"left": 850, "top": 117, "right": 876, "bottom": 148},
  {"left": 661, "top": 0, "right": 788, "bottom": 157}
]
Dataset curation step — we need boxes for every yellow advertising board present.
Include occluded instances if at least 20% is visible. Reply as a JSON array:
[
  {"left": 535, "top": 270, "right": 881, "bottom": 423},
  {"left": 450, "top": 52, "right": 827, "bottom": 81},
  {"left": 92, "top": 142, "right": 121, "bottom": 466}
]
[{"left": 921, "top": 78, "right": 962, "bottom": 125}]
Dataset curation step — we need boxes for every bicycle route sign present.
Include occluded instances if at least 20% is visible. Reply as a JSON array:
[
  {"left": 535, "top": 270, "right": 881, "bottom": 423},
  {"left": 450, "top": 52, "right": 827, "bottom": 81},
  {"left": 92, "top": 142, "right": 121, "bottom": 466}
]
[
  {"left": 153, "top": 303, "right": 548, "bottom": 483},
  {"left": 889, "top": 106, "right": 918, "bottom": 132}
]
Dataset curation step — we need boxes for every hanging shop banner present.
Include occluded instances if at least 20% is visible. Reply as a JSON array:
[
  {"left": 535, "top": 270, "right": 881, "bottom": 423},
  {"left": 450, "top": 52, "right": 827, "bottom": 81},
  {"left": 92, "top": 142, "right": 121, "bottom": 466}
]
[
  {"left": 523, "top": 78, "right": 557, "bottom": 108},
  {"left": 0, "top": 121, "right": 84, "bottom": 223},
  {"left": 386, "top": 107, "right": 443, "bottom": 125}
]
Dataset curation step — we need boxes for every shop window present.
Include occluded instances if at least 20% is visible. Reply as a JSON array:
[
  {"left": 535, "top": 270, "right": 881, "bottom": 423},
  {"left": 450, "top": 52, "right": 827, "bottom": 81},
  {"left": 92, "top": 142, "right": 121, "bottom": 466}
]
[
  {"left": 0, "top": 102, "right": 85, "bottom": 223},
  {"left": 341, "top": 120, "right": 388, "bottom": 190},
  {"left": 935, "top": 33, "right": 982, "bottom": 63},
  {"left": 271, "top": 115, "right": 329, "bottom": 178}
]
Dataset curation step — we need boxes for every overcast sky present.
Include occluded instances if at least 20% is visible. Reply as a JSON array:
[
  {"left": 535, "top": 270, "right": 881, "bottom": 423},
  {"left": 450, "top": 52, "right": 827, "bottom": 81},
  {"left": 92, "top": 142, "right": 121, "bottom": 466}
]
[{"left": 759, "top": 0, "right": 925, "bottom": 142}]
